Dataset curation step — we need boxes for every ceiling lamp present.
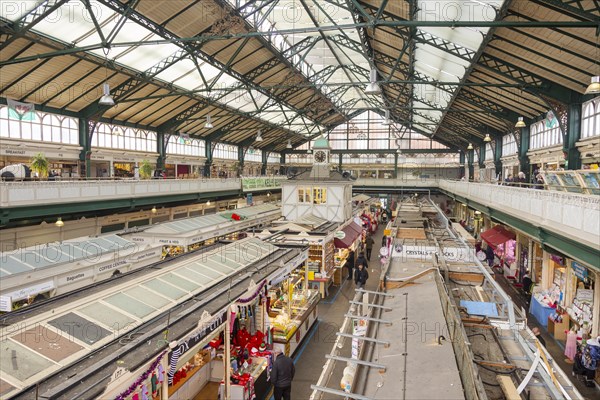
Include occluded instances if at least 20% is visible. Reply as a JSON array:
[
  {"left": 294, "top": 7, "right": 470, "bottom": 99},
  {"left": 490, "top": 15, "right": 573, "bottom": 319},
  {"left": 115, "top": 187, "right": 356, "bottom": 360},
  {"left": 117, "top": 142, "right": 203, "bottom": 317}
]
[
  {"left": 467, "top": 143, "right": 473, "bottom": 150},
  {"left": 99, "top": 83, "right": 115, "bottom": 106},
  {"left": 483, "top": 134, "right": 492, "bottom": 142},
  {"left": 151, "top": 206, "right": 157, "bottom": 214},
  {"left": 206, "top": 200, "right": 211, "bottom": 206},
  {"left": 364, "top": 68, "right": 381, "bottom": 95},
  {"left": 286, "top": 139, "right": 292, "bottom": 149},
  {"left": 205, "top": 115, "right": 213, "bottom": 129},
  {"left": 382, "top": 110, "right": 392, "bottom": 125},
  {"left": 55, "top": 217, "right": 64, "bottom": 227},
  {"left": 584, "top": 76, "right": 600, "bottom": 95},
  {"left": 515, "top": 116, "right": 526, "bottom": 128},
  {"left": 255, "top": 130, "right": 263, "bottom": 142}
]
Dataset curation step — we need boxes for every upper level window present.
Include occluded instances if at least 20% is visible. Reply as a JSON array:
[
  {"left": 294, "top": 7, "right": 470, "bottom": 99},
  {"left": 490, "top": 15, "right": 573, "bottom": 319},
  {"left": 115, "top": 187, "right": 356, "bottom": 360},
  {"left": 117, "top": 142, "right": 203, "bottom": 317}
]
[
  {"left": 213, "top": 143, "right": 237, "bottom": 160},
  {"left": 502, "top": 134, "right": 518, "bottom": 156},
  {"left": 581, "top": 97, "right": 600, "bottom": 139},
  {"left": 166, "top": 135, "right": 205, "bottom": 156},
  {"left": 267, "top": 152, "right": 280, "bottom": 164},
  {"left": 485, "top": 143, "right": 493, "bottom": 160},
  {"left": 529, "top": 114, "right": 562, "bottom": 150},
  {"left": 0, "top": 105, "right": 78, "bottom": 145},
  {"left": 245, "top": 148, "right": 262, "bottom": 163},
  {"left": 92, "top": 123, "right": 157, "bottom": 152}
]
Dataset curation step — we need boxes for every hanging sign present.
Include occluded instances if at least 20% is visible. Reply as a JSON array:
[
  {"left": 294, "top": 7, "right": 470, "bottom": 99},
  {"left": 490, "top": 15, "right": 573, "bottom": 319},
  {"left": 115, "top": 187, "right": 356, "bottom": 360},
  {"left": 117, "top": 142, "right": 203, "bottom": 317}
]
[
  {"left": 334, "top": 231, "right": 346, "bottom": 240},
  {"left": 571, "top": 261, "right": 588, "bottom": 280},
  {"left": 576, "top": 289, "right": 593, "bottom": 302}
]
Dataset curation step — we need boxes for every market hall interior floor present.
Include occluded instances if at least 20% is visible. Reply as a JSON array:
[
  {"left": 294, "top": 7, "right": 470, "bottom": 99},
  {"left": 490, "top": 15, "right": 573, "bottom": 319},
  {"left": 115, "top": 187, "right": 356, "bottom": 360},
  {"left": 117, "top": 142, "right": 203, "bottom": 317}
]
[
  {"left": 289, "top": 228, "right": 386, "bottom": 400},
  {"left": 286, "top": 227, "right": 599, "bottom": 400}
]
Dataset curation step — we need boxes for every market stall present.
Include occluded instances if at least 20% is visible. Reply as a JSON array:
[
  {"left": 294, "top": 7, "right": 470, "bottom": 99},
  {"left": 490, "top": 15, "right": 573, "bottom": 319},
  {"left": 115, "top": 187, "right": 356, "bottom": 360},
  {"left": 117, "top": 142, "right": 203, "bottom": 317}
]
[
  {"left": 480, "top": 225, "right": 516, "bottom": 278},
  {"left": 130, "top": 204, "right": 280, "bottom": 258},
  {"left": 332, "top": 222, "right": 363, "bottom": 285},
  {"left": 266, "top": 255, "right": 320, "bottom": 356}
]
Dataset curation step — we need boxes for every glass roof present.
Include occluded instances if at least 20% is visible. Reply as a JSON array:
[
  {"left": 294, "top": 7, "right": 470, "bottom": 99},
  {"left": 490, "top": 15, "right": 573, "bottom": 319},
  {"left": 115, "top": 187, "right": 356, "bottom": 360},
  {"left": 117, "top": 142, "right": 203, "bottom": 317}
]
[
  {"left": 0, "top": 238, "right": 279, "bottom": 390},
  {"left": 0, "top": 234, "right": 134, "bottom": 276},
  {"left": 0, "top": 1, "right": 314, "bottom": 135},
  {"left": 143, "top": 204, "right": 279, "bottom": 235},
  {"left": 412, "top": 0, "right": 504, "bottom": 133},
  {"left": 230, "top": 0, "right": 370, "bottom": 112}
]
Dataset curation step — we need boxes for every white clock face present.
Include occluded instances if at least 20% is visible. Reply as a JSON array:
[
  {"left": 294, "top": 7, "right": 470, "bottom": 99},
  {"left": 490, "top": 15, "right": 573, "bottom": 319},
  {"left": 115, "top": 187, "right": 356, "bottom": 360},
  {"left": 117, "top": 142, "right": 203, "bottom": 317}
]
[{"left": 315, "top": 150, "right": 327, "bottom": 163}]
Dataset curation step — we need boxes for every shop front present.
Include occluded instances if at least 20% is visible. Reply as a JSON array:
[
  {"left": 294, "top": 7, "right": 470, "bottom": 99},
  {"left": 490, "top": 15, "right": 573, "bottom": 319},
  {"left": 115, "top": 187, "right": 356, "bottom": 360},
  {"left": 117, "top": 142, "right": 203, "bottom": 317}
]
[
  {"left": 165, "top": 156, "right": 205, "bottom": 179},
  {"left": 332, "top": 222, "right": 364, "bottom": 285},
  {"left": 90, "top": 150, "right": 159, "bottom": 178},
  {"left": 531, "top": 250, "right": 597, "bottom": 341},
  {"left": 266, "top": 251, "right": 319, "bottom": 357},
  {"left": 0, "top": 140, "right": 82, "bottom": 178},
  {"left": 480, "top": 224, "right": 516, "bottom": 278}
]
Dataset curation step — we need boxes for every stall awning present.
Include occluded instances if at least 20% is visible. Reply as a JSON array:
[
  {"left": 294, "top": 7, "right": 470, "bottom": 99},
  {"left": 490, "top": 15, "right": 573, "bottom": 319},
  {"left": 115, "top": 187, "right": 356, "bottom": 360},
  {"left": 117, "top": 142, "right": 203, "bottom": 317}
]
[
  {"left": 480, "top": 225, "right": 516, "bottom": 248},
  {"left": 334, "top": 222, "right": 363, "bottom": 248}
]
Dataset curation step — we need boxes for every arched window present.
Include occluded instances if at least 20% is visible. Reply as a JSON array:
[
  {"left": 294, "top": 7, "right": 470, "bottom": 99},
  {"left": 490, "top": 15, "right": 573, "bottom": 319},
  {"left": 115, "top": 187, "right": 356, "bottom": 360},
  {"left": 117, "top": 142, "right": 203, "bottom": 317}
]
[
  {"left": 166, "top": 135, "right": 204, "bottom": 156},
  {"left": 0, "top": 105, "right": 78, "bottom": 145},
  {"left": 213, "top": 143, "right": 238, "bottom": 160},
  {"left": 581, "top": 97, "right": 599, "bottom": 139},
  {"left": 502, "top": 134, "right": 518, "bottom": 156},
  {"left": 91, "top": 123, "right": 158, "bottom": 152},
  {"left": 529, "top": 117, "right": 563, "bottom": 150}
]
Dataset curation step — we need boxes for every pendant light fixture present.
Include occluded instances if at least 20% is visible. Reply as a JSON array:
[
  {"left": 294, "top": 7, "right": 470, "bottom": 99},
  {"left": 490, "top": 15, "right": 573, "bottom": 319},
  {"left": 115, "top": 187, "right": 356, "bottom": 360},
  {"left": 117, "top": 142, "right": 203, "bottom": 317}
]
[
  {"left": 151, "top": 206, "right": 157, "bottom": 214},
  {"left": 205, "top": 115, "right": 213, "bottom": 129},
  {"left": 483, "top": 133, "right": 492, "bottom": 142},
  {"left": 55, "top": 217, "right": 64, "bottom": 227},
  {"left": 206, "top": 199, "right": 211, "bottom": 206},
  {"left": 585, "top": 76, "right": 600, "bottom": 95},
  {"left": 99, "top": 83, "right": 115, "bottom": 106},
  {"left": 467, "top": 143, "right": 473, "bottom": 150},
  {"left": 515, "top": 116, "right": 526, "bottom": 128},
  {"left": 286, "top": 139, "right": 292, "bottom": 149},
  {"left": 99, "top": 48, "right": 115, "bottom": 106},
  {"left": 364, "top": 67, "right": 381, "bottom": 95},
  {"left": 255, "top": 130, "right": 263, "bottom": 142}
]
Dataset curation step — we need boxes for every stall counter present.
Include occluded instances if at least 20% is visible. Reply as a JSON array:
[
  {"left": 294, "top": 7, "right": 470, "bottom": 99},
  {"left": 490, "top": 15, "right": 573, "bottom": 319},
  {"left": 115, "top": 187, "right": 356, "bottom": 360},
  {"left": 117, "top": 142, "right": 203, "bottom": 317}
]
[
  {"left": 530, "top": 296, "right": 555, "bottom": 328},
  {"left": 272, "top": 291, "right": 320, "bottom": 356}
]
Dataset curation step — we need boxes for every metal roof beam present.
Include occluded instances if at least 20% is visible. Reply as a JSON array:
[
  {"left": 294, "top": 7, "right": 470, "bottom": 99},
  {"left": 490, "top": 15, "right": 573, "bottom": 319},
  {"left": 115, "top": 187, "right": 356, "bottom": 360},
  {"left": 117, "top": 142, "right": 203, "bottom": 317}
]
[
  {"left": 0, "top": 0, "right": 70, "bottom": 51},
  {"left": 528, "top": 0, "right": 600, "bottom": 21}
]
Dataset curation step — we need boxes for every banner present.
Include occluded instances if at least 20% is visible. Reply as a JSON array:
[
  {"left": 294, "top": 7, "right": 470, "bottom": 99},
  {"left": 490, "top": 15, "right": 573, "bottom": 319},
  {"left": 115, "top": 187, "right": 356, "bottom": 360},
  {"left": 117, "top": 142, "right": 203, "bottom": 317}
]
[{"left": 7, "top": 98, "right": 36, "bottom": 121}]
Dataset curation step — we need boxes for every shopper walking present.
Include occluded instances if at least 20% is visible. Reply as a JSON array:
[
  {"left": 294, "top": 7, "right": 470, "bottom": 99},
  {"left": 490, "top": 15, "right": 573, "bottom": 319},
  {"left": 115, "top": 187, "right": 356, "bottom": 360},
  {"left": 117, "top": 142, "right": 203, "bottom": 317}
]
[
  {"left": 355, "top": 251, "right": 369, "bottom": 270},
  {"left": 365, "top": 234, "right": 374, "bottom": 260},
  {"left": 271, "top": 348, "right": 295, "bottom": 400},
  {"left": 355, "top": 263, "right": 369, "bottom": 289}
]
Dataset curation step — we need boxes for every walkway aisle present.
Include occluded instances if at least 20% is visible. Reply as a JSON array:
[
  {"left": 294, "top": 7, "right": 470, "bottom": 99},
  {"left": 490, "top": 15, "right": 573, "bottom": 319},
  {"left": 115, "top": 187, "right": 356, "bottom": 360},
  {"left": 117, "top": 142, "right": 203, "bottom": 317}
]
[{"left": 291, "top": 228, "right": 385, "bottom": 400}]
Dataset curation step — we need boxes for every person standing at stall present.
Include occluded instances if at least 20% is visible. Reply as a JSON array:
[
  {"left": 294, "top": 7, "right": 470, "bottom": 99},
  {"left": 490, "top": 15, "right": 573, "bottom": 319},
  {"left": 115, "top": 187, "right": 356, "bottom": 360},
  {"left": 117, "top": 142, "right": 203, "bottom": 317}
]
[
  {"left": 271, "top": 348, "right": 295, "bottom": 400},
  {"left": 345, "top": 250, "right": 355, "bottom": 280},
  {"left": 365, "top": 234, "right": 375, "bottom": 260}
]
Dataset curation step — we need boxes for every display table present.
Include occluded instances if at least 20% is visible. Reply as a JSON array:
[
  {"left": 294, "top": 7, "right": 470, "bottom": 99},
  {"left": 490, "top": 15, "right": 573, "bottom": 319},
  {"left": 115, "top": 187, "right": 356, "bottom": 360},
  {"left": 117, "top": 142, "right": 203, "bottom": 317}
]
[
  {"left": 309, "top": 276, "right": 332, "bottom": 298},
  {"left": 529, "top": 297, "right": 555, "bottom": 328},
  {"left": 547, "top": 314, "right": 569, "bottom": 341},
  {"left": 272, "top": 292, "right": 319, "bottom": 356}
]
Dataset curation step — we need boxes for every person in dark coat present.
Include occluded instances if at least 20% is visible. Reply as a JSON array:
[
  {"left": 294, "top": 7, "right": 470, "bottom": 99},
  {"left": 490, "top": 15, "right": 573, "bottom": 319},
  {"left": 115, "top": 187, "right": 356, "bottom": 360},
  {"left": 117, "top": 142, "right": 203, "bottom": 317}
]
[
  {"left": 355, "top": 252, "right": 368, "bottom": 269},
  {"left": 355, "top": 263, "right": 369, "bottom": 289},
  {"left": 345, "top": 250, "right": 355, "bottom": 280},
  {"left": 365, "top": 234, "right": 375, "bottom": 259},
  {"left": 270, "top": 349, "right": 295, "bottom": 400}
]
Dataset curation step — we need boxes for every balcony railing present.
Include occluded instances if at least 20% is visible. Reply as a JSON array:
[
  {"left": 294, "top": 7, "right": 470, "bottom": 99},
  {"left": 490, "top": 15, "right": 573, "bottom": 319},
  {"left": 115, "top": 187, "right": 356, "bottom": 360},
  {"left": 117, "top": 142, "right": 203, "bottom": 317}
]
[{"left": 0, "top": 178, "right": 241, "bottom": 208}]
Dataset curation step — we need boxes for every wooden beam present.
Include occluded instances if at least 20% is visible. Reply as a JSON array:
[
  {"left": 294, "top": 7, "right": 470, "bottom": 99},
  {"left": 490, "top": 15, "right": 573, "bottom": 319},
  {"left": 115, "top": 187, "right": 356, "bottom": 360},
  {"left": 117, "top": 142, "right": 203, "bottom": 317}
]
[
  {"left": 448, "top": 272, "right": 485, "bottom": 283},
  {"left": 477, "top": 360, "right": 517, "bottom": 370},
  {"left": 496, "top": 376, "right": 520, "bottom": 400}
]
